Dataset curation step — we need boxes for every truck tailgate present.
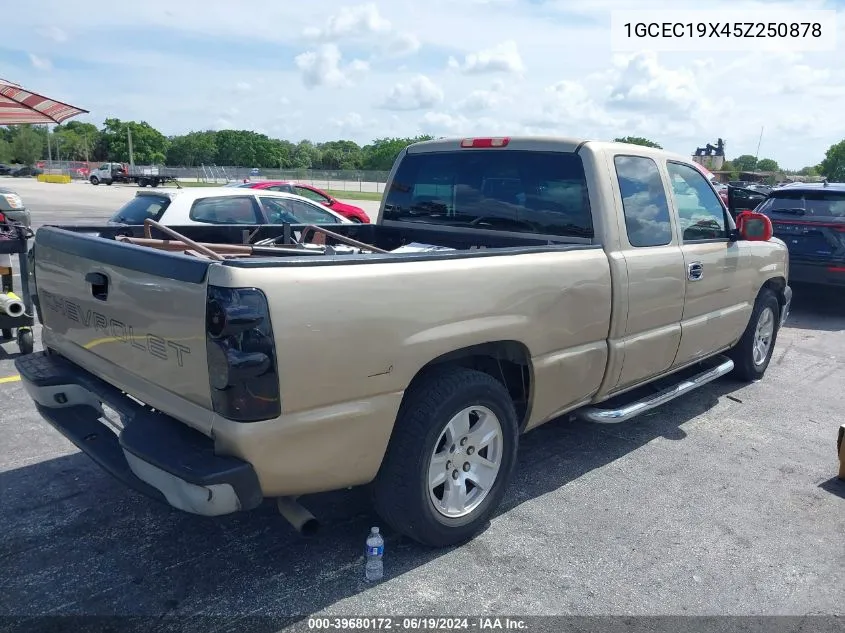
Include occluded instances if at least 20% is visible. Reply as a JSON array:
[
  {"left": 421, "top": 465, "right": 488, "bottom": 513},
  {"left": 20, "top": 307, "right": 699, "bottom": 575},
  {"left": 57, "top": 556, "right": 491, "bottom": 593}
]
[{"left": 34, "top": 227, "right": 215, "bottom": 433}]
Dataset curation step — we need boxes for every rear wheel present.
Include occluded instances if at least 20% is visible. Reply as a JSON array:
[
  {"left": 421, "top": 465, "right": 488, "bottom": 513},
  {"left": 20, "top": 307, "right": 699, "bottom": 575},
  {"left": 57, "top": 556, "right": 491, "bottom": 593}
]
[
  {"left": 728, "top": 288, "right": 780, "bottom": 382},
  {"left": 372, "top": 367, "right": 519, "bottom": 548}
]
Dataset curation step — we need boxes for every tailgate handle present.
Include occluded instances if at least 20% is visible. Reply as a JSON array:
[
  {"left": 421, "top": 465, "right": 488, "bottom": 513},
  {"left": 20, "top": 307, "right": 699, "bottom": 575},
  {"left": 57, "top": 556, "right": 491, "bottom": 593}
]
[{"left": 85, "top": 272, "right": 109, "bottom": 301}]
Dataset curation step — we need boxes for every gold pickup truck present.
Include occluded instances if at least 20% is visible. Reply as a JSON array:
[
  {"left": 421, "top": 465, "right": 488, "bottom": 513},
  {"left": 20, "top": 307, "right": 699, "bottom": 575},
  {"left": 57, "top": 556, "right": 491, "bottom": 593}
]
[{"left": 16, "top": 137, "right": 791, "bottom": 547}]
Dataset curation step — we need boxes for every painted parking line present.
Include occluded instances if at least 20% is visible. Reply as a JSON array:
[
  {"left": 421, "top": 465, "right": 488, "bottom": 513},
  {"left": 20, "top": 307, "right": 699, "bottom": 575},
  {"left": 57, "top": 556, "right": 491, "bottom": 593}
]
[{"left": 0, "top": 374, "right": 21, "bottom": 384}]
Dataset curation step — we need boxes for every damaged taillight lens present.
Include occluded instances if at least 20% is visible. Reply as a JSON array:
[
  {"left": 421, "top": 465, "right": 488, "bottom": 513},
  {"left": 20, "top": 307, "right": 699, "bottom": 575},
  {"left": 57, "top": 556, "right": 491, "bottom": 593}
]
[{"left": 206, "top": 286, "right": 280, "bottom": 422}]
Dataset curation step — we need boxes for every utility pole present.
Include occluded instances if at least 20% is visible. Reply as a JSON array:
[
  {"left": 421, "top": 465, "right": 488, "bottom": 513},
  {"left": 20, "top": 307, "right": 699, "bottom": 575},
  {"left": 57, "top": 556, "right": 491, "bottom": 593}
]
[
  {"left": 127, "top": 126, "right": 135, "bottom": 168},
  {"left": 754, "top": 126, "right": 764, "bottom": 165},
  {"left": 46, "top": 124, "right": 52, "bottom": 165}
]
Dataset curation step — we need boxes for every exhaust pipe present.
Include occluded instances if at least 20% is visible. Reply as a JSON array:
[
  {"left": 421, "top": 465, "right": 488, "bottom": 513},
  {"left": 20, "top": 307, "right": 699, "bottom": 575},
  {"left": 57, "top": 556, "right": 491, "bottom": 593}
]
[
  {"left": 277, "top": 497, "right": 319, "bottom": 536},
  {"left": 0, "top": 292, "right": 24, "bottom": 318}
]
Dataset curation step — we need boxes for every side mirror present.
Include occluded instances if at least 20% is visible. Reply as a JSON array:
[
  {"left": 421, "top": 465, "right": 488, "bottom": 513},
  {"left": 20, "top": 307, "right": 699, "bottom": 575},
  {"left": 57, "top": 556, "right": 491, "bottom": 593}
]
[
  {"left": 324, "top": 199, "right": 335, "bottom": 206},
  {"left": 736, "top": 211, "right": 773, "bottom": 241}
]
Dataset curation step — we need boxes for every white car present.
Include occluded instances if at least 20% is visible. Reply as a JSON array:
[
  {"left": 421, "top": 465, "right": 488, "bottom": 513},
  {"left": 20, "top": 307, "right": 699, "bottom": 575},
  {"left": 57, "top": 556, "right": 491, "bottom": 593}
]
[{"left": 107, "top": 187, "right": 352, "bottom": 227}]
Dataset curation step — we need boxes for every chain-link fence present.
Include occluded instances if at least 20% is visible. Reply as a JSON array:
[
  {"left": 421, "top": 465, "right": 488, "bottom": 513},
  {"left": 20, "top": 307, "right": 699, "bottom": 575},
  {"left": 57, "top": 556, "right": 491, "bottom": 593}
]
[
  {"left": 182, "top": 166, "right": 391, "bottom": 193},
  {"left": 32, "top": 161, "right": 391, "bottom": 192}
]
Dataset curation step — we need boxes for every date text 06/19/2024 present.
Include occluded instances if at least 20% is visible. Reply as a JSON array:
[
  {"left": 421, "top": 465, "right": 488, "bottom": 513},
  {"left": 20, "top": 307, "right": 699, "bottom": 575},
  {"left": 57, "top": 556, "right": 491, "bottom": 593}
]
[
  {"left": 307, "top": 617, "right": 529, "bottom": 630},
  {"left": 610, "top": 9, "right": 837, "bottom": 52}
]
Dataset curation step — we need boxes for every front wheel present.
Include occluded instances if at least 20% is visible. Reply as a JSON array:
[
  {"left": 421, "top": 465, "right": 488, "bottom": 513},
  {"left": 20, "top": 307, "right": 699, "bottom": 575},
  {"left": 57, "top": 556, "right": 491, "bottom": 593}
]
[
  {"left": 372, "top": 367, "right": 519, "bottom": 548},
  {"left": 728, "top": 288, "right": 780, "bottom": 382},
  {"left": 90, "top": 176, "right": 99, "bottom": 185}
]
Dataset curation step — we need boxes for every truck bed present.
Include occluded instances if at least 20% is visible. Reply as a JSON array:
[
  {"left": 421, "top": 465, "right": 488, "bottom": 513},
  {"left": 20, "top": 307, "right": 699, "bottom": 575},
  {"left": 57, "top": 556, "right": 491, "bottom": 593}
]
[{"left": 46, "top": 220, "right": 595, "bottom": 266}]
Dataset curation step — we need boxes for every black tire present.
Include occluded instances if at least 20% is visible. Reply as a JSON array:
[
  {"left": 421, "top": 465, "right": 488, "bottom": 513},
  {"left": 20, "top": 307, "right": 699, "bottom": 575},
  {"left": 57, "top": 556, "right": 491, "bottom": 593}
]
[
  {"left": 139, "top": 179, "right": 148, "bottom": 187},
  {"left": 17, "top": 328, "right": 34, "bottom": 355},
  {"left": 728, "top": 288, "right": 780, "bottom": 382},
  {"left": 90, "top": 176, "right": 99, "bottom": 186},
  {"left": 372, "top": 367, "right": 519, "bottom": 548}
]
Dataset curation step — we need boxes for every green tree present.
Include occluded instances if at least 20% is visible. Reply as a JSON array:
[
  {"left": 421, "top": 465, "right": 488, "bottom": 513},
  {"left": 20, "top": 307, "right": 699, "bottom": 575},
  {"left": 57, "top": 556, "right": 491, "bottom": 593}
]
[
  {"left": 819, "top": 140, "right": 845, "bottom": 181},
  {"left": 166, "top": 131, "right": 218, "bottom": 167},
  {"left": 732, "top": 154, "right": 758, "bottom": 172},
  {"left": 613, "top": 136, "right": 662, "bottom": 149},
  {"left": 11, "top": 125, "right": 43, "bottom": 164},
  {"left": 100, "top": 118, "right": 169, "bottom": 164},
  {"left": 54, "top": 121, "right": 101, "bottom": 161},
  {"left": 361, "top": 136, "right": 433, "bottom": 171},
  {"left": 756, "top": 158, "right": 779, "bottom": 172},
  {"left": 0, "top": 138, "right": 11, "bottom": 163},
  {"left": 798, "top": 165, "right": 819, "bottom": 177}
]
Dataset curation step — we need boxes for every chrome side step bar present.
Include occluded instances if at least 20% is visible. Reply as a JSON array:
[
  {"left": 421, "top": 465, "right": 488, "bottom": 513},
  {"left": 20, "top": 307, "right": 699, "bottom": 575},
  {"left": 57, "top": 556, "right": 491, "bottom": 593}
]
[{"left": 576, "top": 356, "right": 735, "bottom": 424}]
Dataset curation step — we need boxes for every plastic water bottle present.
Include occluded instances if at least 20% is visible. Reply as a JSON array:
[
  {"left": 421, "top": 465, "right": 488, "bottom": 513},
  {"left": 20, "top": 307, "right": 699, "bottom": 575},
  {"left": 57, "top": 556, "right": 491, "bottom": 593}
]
[{"left": 364, "top": 526, "right": 384, "bottom": 581}]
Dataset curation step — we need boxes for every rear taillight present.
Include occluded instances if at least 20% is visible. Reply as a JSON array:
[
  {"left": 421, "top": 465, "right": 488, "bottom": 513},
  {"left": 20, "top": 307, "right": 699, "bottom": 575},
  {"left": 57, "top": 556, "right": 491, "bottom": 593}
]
[{"left": 206, "top": 286, "right": 280, "bottom": 422}]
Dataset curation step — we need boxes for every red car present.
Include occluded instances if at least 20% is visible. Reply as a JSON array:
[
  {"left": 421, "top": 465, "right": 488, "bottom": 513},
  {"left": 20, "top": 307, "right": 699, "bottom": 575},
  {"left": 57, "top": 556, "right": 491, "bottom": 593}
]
[{"left": 233, "top": 180, "right": 370, "bottom": 223}]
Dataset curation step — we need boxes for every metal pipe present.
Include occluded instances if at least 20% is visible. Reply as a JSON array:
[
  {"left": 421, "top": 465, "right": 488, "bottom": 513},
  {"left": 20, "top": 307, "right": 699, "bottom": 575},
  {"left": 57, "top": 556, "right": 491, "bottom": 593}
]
[
  {"left": 0, "top": 291, "right": 25, "bottom": 317},
  {"left": 276, "top": 497, "right": 319, "bottom": 536}
]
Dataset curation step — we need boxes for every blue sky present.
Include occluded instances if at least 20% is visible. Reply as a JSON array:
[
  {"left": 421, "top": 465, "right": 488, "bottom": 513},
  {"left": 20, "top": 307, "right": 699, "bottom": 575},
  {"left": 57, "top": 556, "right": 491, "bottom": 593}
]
[{"left": 3, "top": 0, "right": 844, "bottom": 168}]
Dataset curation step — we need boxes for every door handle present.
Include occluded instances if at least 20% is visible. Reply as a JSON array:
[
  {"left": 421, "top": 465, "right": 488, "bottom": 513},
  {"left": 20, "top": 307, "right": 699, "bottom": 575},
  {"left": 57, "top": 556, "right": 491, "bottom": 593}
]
[
  {"left": 687, "top": 262, "right": 704, "bottom": 281},
  {"left": 85, "top": 271, "right": 109, "bottom": 301}
]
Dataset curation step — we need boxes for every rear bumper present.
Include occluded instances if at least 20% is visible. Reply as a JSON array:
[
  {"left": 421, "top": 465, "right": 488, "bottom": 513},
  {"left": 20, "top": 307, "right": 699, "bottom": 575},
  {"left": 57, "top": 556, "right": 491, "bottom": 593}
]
[
  {"left": 788, "top": 259, "right": 845, "bottom": 287},
  {"left": 14, "top": 351, "right": 263, "bottom": 516}
]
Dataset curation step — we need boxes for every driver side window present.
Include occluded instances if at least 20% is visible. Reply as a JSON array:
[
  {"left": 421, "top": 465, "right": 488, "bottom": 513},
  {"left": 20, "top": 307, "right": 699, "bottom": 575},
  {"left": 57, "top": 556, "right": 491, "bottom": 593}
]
[{"left": 667, "top": 162, "right": 728, "bottom": 242}]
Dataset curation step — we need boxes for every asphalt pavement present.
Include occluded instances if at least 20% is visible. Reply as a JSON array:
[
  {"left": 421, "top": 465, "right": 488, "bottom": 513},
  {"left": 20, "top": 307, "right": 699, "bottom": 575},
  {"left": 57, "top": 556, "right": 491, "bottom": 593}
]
[{"left": 0, "top": 177, "right": 843, "bottom": 633}]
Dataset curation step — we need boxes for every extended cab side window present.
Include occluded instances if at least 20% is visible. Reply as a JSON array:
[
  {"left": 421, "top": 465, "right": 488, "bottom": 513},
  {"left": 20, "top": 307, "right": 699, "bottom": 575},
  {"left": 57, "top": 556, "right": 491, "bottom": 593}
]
[
  {"left": 667, "top": 162, "right": 728, "bottom": 241},
  {"left": 614, "top": 155, "right": 673, "bottom": 247}
]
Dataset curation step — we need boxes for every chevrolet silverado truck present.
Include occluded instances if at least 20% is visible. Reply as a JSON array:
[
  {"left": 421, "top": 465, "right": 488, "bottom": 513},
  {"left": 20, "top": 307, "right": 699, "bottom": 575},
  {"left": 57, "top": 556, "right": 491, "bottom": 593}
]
[{"left": 16, "top": 137, "right": 791, "bottom": 548}]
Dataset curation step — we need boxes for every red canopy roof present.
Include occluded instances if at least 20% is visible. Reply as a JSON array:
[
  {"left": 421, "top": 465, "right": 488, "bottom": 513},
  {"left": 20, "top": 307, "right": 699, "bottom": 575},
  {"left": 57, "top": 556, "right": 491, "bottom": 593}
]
[{"left": 0, "top": 78, "right": 88, "bottom": 125}]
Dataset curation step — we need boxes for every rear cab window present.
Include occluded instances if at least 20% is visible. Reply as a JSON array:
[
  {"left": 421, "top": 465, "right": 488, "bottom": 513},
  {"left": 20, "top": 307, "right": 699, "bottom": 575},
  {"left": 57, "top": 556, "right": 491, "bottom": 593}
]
[
  {"left": 382, "top": 149, "right": 593, "bottom": 239},
  {"left": 109, "top": 194, "right": 171, "bottom": 224},
  {"left": 758, "top": 189, "right": 845, "bottom": 219}
]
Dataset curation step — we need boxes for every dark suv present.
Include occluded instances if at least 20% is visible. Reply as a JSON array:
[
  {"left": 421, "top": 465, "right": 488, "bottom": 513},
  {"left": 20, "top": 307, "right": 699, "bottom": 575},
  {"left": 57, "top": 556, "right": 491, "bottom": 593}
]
[{"left": 755, "top": 182, "right": 845, "bottom": 287}]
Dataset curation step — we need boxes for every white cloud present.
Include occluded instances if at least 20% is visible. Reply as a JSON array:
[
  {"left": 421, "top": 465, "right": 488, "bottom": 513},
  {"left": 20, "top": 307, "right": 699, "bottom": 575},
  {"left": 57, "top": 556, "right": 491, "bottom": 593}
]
[
  {"left": 379, "top": 75, "right": 444, "bottom": 111},
  {"left": 38, "top": 26, "right": 68, "bottom": 43},
  {"left": 28, "top": 53, "right": 52, "bottom": 70},
  {"left": 304, "top": 3, "right": 390, "bottom": 39},
  {"left": 2, "top": 0, "right": 843, "bottom": 167},
  {"left": 448, "top": 40, "right": 524, "bottom": 74},
  {"left": 303, "top": 3, "right": 420, "bottom": 59},
  {"left": 330, "top": 112, "right": 366, "bottom": 130},
  {"left": 235, "top": 81, "right": 252, "bottom": 92},
  {"left": 456, "top": 79, "right": 510, "bottom": 113},
  {"left": 607, "top": 51, "right": 704, "bottom": 117},
  {"left": 294, "top": 44, "right": 368, "bottom": 89}
]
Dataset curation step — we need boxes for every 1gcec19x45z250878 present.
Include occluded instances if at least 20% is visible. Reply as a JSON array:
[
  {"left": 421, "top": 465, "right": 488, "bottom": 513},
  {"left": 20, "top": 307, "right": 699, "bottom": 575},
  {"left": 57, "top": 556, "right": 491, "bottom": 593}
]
[{"left": 17, "top": 136, "right": 791, "bottom": 548}]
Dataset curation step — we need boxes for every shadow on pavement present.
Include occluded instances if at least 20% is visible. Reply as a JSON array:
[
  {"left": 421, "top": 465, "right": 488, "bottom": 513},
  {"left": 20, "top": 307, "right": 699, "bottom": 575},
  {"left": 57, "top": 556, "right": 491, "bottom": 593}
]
[
  {"left": 817, "top": 477, "right": 845, "bottom": 500},
  {"left": 783, "top": 284, "right": 845, "bottom": 333},
  {"left": 0, "top": 378, "right": 745, "bottom": 632}
]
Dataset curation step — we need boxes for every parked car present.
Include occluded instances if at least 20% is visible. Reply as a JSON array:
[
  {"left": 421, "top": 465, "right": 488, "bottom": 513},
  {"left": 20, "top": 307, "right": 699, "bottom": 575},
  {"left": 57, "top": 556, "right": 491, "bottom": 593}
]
[
  {"left": 725, "top": 185, "right": 769, "bottom": 219},
  {"left": 18, "top": 136, "right": 789, "bottom": 548},
  {"left": 232, "top": 180, "right": 371, "bottom": 223},
  {"left": 0, "top": 164, "right": 13, "bottom": 176},
  {"left": 755, "top": 181, "right": 845, "bottom": 288},
  {"left": 107, "top": 187, "right": 353, "bottom": 227},
  {"left": 11, "top": 166, "right": 43, "bottom": 178},
  {"left": 0, "top": 187, "right": 32, "bottom": 228}
]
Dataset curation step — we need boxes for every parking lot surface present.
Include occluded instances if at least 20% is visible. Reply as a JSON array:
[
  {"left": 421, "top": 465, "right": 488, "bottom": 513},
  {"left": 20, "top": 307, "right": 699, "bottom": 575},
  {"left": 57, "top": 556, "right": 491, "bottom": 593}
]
[{"left": 0, "top": 178, "right": 843, "bottom": 632}]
